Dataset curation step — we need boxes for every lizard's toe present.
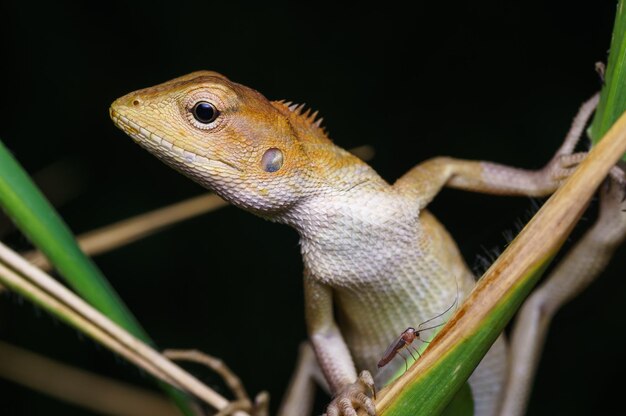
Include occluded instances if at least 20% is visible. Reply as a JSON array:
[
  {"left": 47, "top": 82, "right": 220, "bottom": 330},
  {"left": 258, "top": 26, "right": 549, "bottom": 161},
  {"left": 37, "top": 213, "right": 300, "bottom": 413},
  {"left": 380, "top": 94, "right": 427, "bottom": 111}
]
[
  {"left": 338, "top": 398, "right": 358, "bottom": 416},
  {"left": 356, "top": 392, "right": 376, "bottom": 415},
  {"left": 325, "top": 370, "right": 377, "bottom": 416},
  {"left": 549, "top": 152, "right": 587, "bottom": 184},
  {"left": 325, "top": 406, "right": 339, "bottom": 416}
]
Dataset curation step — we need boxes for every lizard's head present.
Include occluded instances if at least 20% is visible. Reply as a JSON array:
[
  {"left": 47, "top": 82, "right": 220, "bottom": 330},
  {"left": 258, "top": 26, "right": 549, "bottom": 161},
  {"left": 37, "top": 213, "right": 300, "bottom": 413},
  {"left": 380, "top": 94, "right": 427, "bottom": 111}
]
[{"left": 110, "top": 71, "right": 345, "bottom": 217}]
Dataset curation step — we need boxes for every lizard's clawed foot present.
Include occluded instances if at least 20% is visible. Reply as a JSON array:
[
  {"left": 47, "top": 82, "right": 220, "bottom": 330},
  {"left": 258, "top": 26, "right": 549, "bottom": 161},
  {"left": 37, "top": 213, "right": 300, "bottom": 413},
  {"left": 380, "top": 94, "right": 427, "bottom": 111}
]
[
  {"left": 548, "top": 152, "right": 625, "bottom": 188},
  {"left": 548, "top": 152, "right": 587, "bottom": 184},
  {"left": 324, "top": 371, "right": 377, "bottom": 416}
]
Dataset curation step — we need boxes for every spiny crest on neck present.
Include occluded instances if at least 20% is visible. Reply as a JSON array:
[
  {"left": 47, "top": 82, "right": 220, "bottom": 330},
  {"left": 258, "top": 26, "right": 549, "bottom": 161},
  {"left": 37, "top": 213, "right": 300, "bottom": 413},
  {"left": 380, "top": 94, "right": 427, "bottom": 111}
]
[
  {"left": 272, "top": 100, "right": 386, "bottom": 195},
  {"left": 272, "top": 100, "right": 331, "bottom": 145}
]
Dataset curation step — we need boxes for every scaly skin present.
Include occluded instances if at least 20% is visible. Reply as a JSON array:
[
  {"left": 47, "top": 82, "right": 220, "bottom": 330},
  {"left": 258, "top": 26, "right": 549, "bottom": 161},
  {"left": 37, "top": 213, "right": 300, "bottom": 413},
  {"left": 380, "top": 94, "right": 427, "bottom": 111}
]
[{"left": 110, "top": 71, "right": 593, "bottom": 415}]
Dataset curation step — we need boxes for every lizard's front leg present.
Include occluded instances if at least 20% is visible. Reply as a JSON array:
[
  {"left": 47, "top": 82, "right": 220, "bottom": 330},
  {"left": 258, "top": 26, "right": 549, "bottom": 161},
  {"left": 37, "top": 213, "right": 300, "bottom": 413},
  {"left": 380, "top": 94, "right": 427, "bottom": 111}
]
[
  {"left": 304, "top": 273, "right": 376, "bottom": 416},
  {"left": 394, "top": 94, "right": 602, "bottom": 209}
]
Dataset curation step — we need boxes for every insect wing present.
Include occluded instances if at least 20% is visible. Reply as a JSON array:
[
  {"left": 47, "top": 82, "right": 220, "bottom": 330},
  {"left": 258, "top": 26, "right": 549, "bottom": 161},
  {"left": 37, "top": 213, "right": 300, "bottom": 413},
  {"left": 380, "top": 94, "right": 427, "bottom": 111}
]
[{"left": 378, "top": 335, "right": 407, "bottom": 368}]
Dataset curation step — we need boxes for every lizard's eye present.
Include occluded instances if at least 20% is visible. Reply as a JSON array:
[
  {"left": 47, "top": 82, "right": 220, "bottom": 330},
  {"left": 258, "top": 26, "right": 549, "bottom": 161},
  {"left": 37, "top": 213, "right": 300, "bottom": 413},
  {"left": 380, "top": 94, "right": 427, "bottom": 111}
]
[
  {"left": 191, "top": 101, "right": 219, "bottom": 124},
  {"left": 261, "top": 148, "right": 284, "bottom": 172}
]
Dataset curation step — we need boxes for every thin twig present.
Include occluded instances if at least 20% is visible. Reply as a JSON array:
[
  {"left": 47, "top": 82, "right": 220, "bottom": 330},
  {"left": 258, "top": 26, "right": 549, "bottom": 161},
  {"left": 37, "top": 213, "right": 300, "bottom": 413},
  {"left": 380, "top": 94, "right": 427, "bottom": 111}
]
[
  {"left": 164, "top": 349, "right": 251, "bottom": 403},
  {"left": 24, "top": 193, "right": 228, "bottom": 270}
]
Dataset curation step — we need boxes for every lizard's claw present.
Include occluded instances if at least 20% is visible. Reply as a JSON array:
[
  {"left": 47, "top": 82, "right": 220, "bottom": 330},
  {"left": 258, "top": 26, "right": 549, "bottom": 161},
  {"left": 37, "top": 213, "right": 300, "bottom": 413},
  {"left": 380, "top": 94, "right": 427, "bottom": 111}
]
[{"left": 324, "top": 371, "right": 377, "bottom": 416}]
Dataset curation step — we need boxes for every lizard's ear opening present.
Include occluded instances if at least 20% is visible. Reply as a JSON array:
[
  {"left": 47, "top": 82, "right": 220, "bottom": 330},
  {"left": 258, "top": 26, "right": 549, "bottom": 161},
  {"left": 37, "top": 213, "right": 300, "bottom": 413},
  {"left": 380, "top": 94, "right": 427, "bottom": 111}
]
[{"left": 261, "top": 148, "right": 284, "bottom": 172}]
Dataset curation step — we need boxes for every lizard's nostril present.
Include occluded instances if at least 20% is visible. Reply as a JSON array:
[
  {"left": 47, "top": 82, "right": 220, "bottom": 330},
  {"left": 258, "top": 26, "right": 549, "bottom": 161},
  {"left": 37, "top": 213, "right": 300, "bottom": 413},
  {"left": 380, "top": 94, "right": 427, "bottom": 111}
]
[{"left": 132, "top": 98, "right": 141, "bottom": 107}]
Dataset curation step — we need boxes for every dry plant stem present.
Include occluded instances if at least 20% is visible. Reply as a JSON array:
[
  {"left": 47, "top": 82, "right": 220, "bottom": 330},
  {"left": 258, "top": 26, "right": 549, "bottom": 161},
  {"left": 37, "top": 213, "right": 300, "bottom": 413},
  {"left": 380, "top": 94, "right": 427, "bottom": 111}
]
[
  {"left": 373, "top": 110, "right": 626, "bottom": 413},
  {"left": 215, "top": 402, "right": 255, "bottom": 416},
  {"left": 164, "top": 349, "right": 273, "bottom": 416},
  {"left": 24, "top": 193, "right": 228, "bottom": 270},
  {"left": 0, "top": 340, "right": 178, "bottom": 416},
  {"left": 0, "top": 242, "right": 250, "bottom": 416},
  {"left": 164, "top": 349, "right": 251, "bottom": 403},
  {"left": 0, "top": 262, "right": 176, "bottom": 390},
  {"left": 23, "top": 145, "right": 374, "bottom": 270},
  {"left": 349, "top": 145, "right": 376, "bottom": 162}
]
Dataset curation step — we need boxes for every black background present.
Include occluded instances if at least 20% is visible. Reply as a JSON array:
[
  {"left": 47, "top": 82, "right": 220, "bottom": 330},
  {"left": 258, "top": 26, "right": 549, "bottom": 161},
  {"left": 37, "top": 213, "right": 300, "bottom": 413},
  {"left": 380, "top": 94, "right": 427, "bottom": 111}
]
[{"left": 1, "top": 1, "right": 625, "bottom": 415}]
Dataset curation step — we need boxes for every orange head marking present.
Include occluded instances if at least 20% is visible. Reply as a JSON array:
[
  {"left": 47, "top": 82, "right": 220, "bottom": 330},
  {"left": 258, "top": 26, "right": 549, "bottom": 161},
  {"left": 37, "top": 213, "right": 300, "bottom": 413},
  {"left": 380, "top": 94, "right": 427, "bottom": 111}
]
[
  {"left": 111, "top": 71, "right": 384, "bottom": 220},
  {"left": 110, "top": 71, "right": 335, "bottom": 215}
]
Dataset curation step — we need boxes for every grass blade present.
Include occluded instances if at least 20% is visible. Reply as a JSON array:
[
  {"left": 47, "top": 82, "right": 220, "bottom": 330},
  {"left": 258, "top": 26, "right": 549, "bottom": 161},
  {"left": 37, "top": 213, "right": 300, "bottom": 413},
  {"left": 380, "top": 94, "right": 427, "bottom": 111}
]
[
  {"left": 0, "top": 140, "right": 143, "bottom": 334},
  {"left": 0, "top": 241, "right": 242, "bottom": 414},
  {"left": 591, "top": 0, "right": 626, "bottom": 157},
  {"left": 372, "top": 104, "right": 626, "bottom": 415},
  {"left": 0, "top": 140, "right": 195, "bottom": 414}
]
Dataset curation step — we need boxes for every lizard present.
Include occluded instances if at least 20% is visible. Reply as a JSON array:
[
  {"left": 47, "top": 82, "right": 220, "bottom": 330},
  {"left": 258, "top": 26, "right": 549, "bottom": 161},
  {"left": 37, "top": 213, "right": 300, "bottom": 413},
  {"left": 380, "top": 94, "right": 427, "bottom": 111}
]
[{"left": 109, "top": 71, "right": 626, "bottom": 416}]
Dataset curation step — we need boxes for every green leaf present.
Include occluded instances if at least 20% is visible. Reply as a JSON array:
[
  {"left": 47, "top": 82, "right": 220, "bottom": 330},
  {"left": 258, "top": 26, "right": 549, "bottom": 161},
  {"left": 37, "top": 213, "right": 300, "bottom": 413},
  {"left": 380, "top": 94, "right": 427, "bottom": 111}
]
[
  {"left": 374, "top": 98, "right": 626, "bottom": 416},
  {"left": 441, "top": 383, "right": 474, "bottom": 416},
  {"left": 0, "top": 141, "right": 144, "bottom": 334},
  {"left": 373, "top": 4, "right": 626, "bottom": 414},
  {"left": 0, "top": 140, "right": 195, "bottom": 415},
  {"left": 591, "top": 0, "right": 626, "bottom": 160}
]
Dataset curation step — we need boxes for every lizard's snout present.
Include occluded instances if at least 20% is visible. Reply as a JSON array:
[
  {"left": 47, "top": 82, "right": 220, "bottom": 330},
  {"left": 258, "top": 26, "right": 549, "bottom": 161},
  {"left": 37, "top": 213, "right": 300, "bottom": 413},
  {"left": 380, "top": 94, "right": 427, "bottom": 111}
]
[{"left": 110, "top": 94, "right": 142, "bottom": 114}]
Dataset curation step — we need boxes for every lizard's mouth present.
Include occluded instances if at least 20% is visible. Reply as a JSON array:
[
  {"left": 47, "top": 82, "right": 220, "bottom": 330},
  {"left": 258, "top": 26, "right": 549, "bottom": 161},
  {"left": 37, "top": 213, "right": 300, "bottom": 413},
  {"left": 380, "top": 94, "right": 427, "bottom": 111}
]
[{"left": 110, "top": 109, "right": 242, "bottom": 172}]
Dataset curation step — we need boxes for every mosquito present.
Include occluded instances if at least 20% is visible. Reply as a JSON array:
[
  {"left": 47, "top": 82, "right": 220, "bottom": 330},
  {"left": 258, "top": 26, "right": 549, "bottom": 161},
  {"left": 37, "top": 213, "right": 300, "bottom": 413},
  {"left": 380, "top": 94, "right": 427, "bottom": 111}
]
[{"left": 377, "top": 291, "right": 458, "bottom": 372}]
